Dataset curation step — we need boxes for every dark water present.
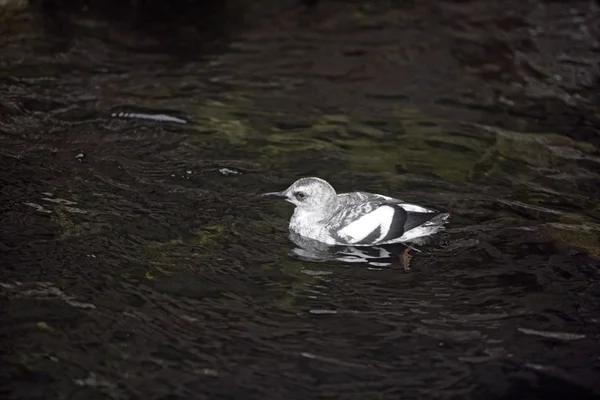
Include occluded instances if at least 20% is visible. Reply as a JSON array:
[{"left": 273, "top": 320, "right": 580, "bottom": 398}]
[{"left": 2, "top": 0, "right": 600, "bottom": 398}]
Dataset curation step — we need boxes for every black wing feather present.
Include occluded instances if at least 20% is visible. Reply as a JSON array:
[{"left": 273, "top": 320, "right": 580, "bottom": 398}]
[
  {"left": 380, "top": 205, "right": 407, "bottom": 242},
  {"left": 403, "top": 211, "right": 439, "bottom": 232},
  {"left": 380, "top": 202, "right": 440, "bottom": 243}
]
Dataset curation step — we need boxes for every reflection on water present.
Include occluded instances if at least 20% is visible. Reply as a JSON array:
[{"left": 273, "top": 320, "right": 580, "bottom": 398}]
[
  {"left": 1, "top": 0, "right": 600, "bottom": 399},
  {"left": 288, "top": 231, "right": 450, "bottom": 268},
  {"left": 288, "top": 230, "right": 411, "bottom": 267}
]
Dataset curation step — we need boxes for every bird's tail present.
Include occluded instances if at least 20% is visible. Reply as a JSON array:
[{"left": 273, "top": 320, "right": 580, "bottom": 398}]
[{"left": 426, "top": 212, "right": 451, "bottom": 226}]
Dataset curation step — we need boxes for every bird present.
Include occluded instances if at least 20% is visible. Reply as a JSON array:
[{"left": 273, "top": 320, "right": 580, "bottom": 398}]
[{"left": 262, "top": 177, "right": 450, "bottom": 248}]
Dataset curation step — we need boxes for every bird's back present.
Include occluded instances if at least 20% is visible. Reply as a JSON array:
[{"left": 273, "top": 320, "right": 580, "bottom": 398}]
[{"left": 336, "top": 191, "right": 396, "bottom": 207}]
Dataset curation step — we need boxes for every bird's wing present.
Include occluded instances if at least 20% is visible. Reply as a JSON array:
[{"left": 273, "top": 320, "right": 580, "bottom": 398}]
[{"left": 329, "top": 200, "right": 440, "bottom": 245}]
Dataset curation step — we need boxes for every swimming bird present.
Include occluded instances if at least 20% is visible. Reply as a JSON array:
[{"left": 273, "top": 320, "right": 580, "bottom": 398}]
[{"left": 262, "top": 177, "right": 450, "bottom": 247}]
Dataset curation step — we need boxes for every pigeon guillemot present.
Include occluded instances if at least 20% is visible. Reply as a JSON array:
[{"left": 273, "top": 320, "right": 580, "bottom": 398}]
[{"left": 262, "top": 177, "right": 450, "bottom": 246}]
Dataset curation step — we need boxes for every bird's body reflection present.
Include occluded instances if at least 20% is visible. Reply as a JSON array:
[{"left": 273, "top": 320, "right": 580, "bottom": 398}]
[{"left": 288, "top": 231, "right": 423, "bottom": 268}]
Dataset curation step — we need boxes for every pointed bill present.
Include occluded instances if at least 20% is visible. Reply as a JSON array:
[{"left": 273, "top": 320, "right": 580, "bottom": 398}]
[{"left": 261, "top": 191, "right": 289, "bottom": 199}]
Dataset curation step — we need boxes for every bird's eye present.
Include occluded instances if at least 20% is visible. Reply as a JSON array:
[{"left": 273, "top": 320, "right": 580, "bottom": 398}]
[{"left": 295, "top": 191, "right": 307, "bottom": 200}]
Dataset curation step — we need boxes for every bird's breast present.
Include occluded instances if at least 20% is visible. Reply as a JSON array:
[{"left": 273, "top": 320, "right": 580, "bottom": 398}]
[{"left": 289, "top": 209, "right": 328, "bottom": 238}]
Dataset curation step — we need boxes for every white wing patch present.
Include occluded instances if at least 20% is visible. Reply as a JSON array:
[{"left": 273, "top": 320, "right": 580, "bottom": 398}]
[
  {"left": 338, "top": 206, "right": 395, "bottom": 243},
  {"left": 399, "top": 203, "right": 435, "bottom": 213}
]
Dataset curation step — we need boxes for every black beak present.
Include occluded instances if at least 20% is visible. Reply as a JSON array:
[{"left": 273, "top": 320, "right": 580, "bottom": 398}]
[{"left": 261, "top": 191, "right": 288, "bottom": 200}]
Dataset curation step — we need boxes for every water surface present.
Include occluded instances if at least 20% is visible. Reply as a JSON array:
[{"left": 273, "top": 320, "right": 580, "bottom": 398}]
[{"left": 1, "top": 0, "right": 600, "bottom": 398}]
